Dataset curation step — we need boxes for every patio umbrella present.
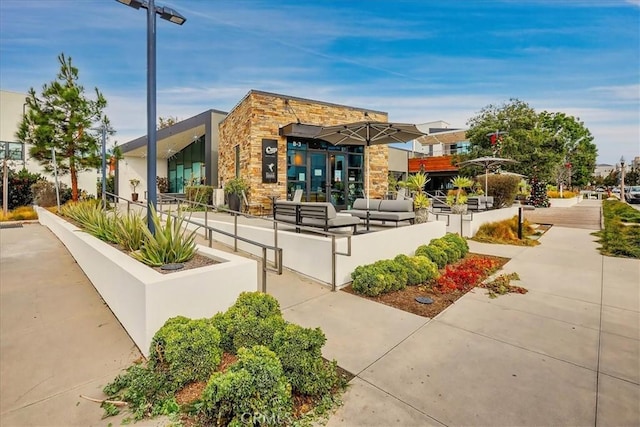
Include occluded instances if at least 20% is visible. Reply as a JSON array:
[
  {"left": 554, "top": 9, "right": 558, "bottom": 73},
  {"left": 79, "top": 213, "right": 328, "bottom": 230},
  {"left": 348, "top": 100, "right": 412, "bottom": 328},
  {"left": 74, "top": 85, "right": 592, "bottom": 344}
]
[
  {"left": 314, "top": 120, "right": 426, "bottom": 229},
  {"left": 458, "top": 156, "right": 519, "bottom": 196}
]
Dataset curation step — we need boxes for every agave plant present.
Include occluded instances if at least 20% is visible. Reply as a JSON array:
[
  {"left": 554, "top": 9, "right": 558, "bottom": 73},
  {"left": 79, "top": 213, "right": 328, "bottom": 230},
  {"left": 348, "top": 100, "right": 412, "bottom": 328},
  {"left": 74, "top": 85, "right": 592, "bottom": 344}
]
[
  {"left": 131, "top": 205, "right": 197, "bottom": 267},
  {"left": 116, "top": 211, "right": 146, "bottom": 251}
]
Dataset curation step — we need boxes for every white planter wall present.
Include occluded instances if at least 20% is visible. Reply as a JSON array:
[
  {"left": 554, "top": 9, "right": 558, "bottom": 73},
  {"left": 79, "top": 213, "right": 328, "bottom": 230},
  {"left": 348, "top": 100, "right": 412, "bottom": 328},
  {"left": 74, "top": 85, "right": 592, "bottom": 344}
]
[
  {"left": 432, "top": 207, "right": 520, "bottom": 238},
  {"left": 186, "top": 218, "right": 446, "bottom": 287},
  {"left": 549, "top": 196, "right": 581, "bottom": 207},
  {"left": 37, "top": 208, "right": 257, "bottom": 357}
]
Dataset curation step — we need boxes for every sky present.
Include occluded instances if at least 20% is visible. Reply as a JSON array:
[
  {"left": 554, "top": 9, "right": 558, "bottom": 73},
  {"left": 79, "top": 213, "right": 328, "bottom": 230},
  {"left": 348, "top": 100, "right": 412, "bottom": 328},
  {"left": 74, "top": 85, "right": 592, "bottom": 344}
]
[{"left": 1, "top": 0, "right": 638, "bottom": 165}]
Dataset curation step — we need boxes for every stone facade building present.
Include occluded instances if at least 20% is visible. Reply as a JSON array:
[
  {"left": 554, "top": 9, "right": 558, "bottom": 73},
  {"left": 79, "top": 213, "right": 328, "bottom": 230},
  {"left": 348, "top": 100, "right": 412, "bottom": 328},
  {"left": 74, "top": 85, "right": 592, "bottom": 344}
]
[
  {"left": 119, "top": 90, "right": 399, "bottom": 215},
  {"left": 218, "top": 90, "right": 389, "bottom": 214}
]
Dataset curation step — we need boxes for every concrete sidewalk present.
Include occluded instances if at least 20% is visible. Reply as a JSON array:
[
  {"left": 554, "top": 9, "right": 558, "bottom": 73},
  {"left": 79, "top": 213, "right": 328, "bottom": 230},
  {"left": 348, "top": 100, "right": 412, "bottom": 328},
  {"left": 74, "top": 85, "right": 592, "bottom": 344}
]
[
  {"left": 0, "top": 224, "right": 164, "bottom": 427},
  {"left": 1, "top": 214, "right": 638, "bottom": 426},
  {"left": 317, "top": 226, "right": 639, "bottom": 426}
]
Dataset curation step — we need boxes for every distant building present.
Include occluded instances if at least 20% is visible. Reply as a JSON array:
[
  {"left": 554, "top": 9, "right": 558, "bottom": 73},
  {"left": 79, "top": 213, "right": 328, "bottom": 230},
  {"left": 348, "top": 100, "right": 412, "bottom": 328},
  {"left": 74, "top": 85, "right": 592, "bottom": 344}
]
[
  {"left": 594, "top": 164, "right": 616, "bottom": 178},
  {"left": 0, "top": 90, "right": 98, "bottom": 194},
  {"left": 407, "top": 121, "right": 469, "bottom": 191}
]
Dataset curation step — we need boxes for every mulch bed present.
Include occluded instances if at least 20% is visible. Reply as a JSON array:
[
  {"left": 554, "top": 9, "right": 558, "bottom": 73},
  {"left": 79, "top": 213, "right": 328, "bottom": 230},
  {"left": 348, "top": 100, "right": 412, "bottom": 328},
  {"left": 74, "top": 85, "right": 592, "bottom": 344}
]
[{"left": 342, "top": 254, "right": 510, "bottom": 319}]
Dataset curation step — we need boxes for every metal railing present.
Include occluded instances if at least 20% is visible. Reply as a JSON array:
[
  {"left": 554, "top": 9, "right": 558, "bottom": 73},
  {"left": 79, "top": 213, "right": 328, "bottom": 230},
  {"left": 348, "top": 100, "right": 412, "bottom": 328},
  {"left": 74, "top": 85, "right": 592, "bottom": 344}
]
[{"left": 107, "top": 192, "right": 353, "bottom": 291}]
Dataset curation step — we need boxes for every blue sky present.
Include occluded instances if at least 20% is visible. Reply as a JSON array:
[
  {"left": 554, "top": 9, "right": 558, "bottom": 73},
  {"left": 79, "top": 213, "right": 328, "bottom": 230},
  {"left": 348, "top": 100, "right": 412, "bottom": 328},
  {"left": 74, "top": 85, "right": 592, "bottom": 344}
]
[{"left": 1, "top": 0, "right": 638, "bottom": 165}]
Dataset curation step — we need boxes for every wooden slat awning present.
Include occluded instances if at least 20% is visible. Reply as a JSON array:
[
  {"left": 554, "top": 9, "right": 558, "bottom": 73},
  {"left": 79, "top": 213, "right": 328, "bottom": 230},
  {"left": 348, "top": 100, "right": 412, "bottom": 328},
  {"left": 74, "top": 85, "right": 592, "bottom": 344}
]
[{"left": 409, "top": 155, "right": 459, "bottom": 173}]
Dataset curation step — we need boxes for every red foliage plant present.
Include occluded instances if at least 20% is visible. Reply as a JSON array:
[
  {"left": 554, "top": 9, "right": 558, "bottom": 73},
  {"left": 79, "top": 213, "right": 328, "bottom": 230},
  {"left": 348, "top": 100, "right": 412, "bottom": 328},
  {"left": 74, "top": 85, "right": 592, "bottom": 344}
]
[{"left": 435, "top": 255, "right": 501, "bottom": 293}]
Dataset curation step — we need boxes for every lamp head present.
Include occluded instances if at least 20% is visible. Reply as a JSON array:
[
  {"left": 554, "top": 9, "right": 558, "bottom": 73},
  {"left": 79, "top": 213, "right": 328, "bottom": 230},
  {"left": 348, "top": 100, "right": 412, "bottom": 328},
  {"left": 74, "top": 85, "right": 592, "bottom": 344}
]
[
  {"left": 159, "top": 7, "right": 186, "bottom": 24},
  {"left": 115, "top": 0, "right": 146, "bottom": 10},
  {"left": 620, "top": 155, "right": 625, "bottom": 166}
]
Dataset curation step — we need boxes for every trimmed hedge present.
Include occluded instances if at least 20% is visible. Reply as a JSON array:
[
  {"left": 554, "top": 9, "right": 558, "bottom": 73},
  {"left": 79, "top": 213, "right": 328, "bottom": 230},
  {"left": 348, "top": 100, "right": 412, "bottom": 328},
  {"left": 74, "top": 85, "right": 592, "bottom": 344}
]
[
  {"left": 212, "top": 292, "right": 285, "bottom": 353},
  {"left": 350, "top": 233, "right": 471, "bottom": 297},
  {"left": 272, "top": 324, "right": 340, "bottom": 397},
  {"left": 148, "top": 316, "right": 223, "bottom": 388},
  {"left": 202, "top": 345, "right": 292, "bottom": 426}
]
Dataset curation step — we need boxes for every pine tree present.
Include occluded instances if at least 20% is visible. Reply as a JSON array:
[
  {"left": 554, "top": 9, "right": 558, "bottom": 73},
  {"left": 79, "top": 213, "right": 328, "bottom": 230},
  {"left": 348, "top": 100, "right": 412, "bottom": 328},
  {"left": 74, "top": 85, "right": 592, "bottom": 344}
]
[{"left": 16, "top": 53, "right": 111, "bottom": 201}]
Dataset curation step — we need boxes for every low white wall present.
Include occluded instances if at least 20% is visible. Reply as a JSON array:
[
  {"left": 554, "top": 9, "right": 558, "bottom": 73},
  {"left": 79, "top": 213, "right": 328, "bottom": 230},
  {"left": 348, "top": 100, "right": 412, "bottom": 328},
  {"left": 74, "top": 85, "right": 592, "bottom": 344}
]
[
  {"left": 187, "top": 218, "right": 446, "bottom": 287},
  {"left": 432, "top": 207, "right": 519, "bottom": 238},
  {"left": 549, "top": 196, "right": 581, "bottom": 208},
  {"left": 37, "top": 207, "right": 257, "bottom": 356}
]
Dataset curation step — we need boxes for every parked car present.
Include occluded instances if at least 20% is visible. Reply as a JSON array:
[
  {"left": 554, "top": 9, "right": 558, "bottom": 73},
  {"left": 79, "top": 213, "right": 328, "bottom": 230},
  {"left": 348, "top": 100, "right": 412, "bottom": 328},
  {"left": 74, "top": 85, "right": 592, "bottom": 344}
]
[{"left": 627, "top": 186, "right": 640, "bottom": 204}]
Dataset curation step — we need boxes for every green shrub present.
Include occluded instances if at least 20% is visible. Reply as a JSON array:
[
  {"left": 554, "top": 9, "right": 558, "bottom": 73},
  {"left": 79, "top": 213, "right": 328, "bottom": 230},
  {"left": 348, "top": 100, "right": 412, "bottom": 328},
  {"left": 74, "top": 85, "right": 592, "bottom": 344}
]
[
  {"left": 393, "top": 254, "right": 439, "bottom": 285},
  {"left": 103, "top": 364, "right": 177, "bottom": 421},
  {"left": 411, "top": 255, "right": 440, "bottom": 282},
  {"left": 212, "top": 292, "right": 286, "bottom": 353},
  {"left": 594, "top": 200, "right": 640, "bottom": 258},
  {"left": 480, "top": 174, "right": 520, "bottom": 208},
  {"left": 351, "top": 259, "right": 408, "bottom": 296},
  {"left": 185, "top": 185, "right": 214, "bottom": 206},
  {"left": 131, "top": 206, "right": 197, "bottom": 267},
  {"left": 148, "top": 316, "right": 223, "bottom": 388},
  {"left": 415, "top": 244, "right": 448, "bottom": 268},
  {"left": 430, "top": 238, "right": 462, "bottom": 264},
  {"left": 0, "top": 168, "right": 42, "bottom": 209},
  {"left": 272, "top": 324, "right": 341, "bottom": 397},
  {"left": 202, "top": 345, "right": 292, "bottom": 426},
  {"left": 442, "top": 233, "right": 469, "bottom": 257}
]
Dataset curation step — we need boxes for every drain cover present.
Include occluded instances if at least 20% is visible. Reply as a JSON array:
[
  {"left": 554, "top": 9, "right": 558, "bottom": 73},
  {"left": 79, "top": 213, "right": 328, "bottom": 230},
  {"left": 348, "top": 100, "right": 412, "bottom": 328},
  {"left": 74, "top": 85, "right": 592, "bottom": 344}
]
[
  {"left": 161, "top": 263, "right": 185, "bottom": 271},
  {"left": 415, "top": 296, "right": 434, "bottom": 304},
  {"left": 0, "top": 223, "right": 23, "bottom": 229}
]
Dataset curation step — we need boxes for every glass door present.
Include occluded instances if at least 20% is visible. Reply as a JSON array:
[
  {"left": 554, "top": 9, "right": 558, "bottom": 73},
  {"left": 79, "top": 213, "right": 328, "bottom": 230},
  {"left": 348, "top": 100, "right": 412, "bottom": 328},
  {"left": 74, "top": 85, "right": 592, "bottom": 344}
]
[
  {"left": 309, "top": 152, "right": 327, "bottom": 202},
  {"left": 330, "top": 153, "right": 347, "bottom": 210}
]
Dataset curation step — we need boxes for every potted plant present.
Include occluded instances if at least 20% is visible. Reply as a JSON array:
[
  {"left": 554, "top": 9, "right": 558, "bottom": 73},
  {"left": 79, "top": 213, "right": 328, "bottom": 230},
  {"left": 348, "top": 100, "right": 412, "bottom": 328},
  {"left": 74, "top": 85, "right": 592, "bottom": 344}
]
[
  {"left": 223, "top": 177, "right": 249, "bottom": 212},
  {"left": 157, "top": 176, "right": 169, "bottom": 194},
  {"left": 130, "top": 178, "right": 140, "bottom": 202},
  {"left": 403, "top": 171, "right": 430, "bottom": 223},
  {"left": 447, "top": 176, "right": 473, "bottom": 214}
]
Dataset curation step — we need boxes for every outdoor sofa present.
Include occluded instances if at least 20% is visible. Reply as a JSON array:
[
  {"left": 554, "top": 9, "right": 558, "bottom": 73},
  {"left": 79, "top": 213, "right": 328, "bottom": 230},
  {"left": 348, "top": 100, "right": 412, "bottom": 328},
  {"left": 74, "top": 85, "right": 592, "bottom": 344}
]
[
  {"left": 273, "top": 201, "right": 361, "bottom": 233},
  {"left": 342, "top": 198, "right": 415, "bottom": 226}
]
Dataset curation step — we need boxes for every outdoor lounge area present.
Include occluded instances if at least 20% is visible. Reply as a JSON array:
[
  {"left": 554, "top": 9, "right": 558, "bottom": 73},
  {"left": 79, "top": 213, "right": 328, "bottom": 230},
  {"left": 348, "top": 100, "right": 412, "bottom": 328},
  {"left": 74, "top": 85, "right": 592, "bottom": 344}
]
[{"left": 342, "top": 198, "right": 416, "bottom": 226}]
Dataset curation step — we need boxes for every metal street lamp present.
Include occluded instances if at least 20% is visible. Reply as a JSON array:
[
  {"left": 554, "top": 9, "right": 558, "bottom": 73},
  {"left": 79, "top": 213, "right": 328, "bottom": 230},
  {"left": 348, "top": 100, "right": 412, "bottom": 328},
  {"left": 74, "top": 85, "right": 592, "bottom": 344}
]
[
  {"left": 620, "top": 156, "right": 626, "bottom": 202},
  {"left": 115, "top": 0, "right": 186, "bottom": 232},
  {"left": 91, "top": 126, "right": 108, "bottom": 210}
]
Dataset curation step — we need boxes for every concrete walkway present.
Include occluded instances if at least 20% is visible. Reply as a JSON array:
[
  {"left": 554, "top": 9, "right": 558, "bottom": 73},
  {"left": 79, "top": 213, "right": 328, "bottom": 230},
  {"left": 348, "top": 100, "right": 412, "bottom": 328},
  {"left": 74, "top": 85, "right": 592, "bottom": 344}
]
[
  {"left": 1, "top": 199, "right": 638, "bottom": 426},
  {"left": 0, "top": 224, "right": 165, "bottom": 426}
]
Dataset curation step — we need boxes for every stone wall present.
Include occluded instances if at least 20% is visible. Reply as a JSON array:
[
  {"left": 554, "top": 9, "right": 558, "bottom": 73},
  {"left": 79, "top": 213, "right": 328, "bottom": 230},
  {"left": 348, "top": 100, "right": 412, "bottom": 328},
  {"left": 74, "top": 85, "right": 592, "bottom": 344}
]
[{"left": 219, "top": 91, "right": 389, "bottom": 214}]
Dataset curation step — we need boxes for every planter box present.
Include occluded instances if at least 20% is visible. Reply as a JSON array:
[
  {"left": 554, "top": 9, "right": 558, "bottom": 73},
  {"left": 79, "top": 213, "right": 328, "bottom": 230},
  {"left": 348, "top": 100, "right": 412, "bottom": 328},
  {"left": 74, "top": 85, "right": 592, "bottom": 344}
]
[
  {"left": 37, "top": 207, "right": 258, "bottom": 357},
  {"left": 549, "top": 196, "right": 582, "bottom": 208}
]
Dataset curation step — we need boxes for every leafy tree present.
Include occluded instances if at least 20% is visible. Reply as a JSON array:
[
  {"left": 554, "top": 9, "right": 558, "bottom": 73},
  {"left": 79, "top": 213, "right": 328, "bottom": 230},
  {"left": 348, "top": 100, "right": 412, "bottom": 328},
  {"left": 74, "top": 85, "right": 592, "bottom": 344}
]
[
  {"left": 538, "top": 111, "right": 596, "bottom": 187},
  {"left": 464, "top": 99, "right": 597, "bottom": 186},
  {"left": 158, "top": 116, "right": 179, "bottom": 129},
  {"left": 16, "top": 53, "right": 112, "bottom": 201}
]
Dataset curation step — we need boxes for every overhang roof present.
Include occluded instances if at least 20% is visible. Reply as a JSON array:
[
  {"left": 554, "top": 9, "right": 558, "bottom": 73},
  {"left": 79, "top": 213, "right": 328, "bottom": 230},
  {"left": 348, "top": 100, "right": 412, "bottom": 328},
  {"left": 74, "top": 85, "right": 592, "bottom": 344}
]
[
  {"left": 119, "top": 109, "right": 226, "bottom": 158},
  {"left": 415, "top": 129, "right": 468, "bottom": 146},
  {"left": 279, "top": 122, "right": 323, "bottom": 138}
]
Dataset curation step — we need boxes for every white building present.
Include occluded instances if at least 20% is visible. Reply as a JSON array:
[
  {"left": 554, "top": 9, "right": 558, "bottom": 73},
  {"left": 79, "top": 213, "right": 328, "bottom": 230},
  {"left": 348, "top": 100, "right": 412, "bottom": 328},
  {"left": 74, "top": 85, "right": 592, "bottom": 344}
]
[{"left": 0, "top": 90, "right": 99, "bottom": 195}]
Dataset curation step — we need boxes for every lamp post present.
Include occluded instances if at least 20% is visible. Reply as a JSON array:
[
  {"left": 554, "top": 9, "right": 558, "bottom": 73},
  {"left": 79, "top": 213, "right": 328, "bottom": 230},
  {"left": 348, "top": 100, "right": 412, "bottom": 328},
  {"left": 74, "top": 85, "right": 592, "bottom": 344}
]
[
  {"left": 115, "top": 0, "right": 186, "bottom": 232},
  {"left": 620, "top": 156, "right": 626, "bottom": 203},
  {"left": 91, "top": 126, "right": 108, "bottom": 210}
]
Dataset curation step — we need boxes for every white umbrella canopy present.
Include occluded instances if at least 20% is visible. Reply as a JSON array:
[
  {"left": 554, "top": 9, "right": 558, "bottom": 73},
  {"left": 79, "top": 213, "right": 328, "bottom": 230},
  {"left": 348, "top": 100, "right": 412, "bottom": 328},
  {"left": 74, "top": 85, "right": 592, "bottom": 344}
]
[
  {"left": 315, "top": 121, "right": 426, "bottom": 230},
  {"left": 458, "top": 156, "right": 519, "bottom": 196}
]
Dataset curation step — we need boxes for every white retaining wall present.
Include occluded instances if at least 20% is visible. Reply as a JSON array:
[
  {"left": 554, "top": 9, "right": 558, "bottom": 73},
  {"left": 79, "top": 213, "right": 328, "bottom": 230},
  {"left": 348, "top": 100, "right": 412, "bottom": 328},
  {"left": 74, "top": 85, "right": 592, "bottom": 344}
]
[
  {"left": 432, "top": 207, "right": 520, "bottom": 238},
  {"left": 549, "top": 196, "right": 582, "bottom": 208},
  {"left": 37, "top": 207, "right": 257, "bottom": 356},
  {"left": 187, "top": 219, "right": 446, "bottom": 287}
]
